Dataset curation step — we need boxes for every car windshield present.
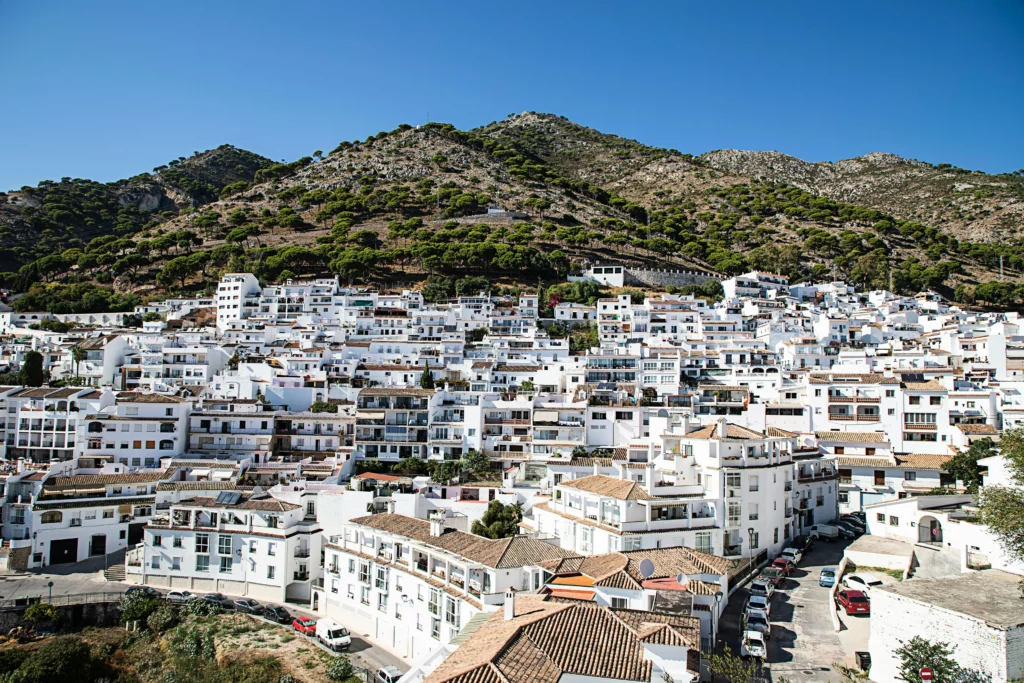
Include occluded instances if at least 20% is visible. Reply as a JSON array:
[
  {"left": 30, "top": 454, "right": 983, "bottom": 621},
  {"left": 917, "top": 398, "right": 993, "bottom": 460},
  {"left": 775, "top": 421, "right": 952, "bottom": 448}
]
[{"left": 328, "top": 628, "right": 349, "bottom": 639}]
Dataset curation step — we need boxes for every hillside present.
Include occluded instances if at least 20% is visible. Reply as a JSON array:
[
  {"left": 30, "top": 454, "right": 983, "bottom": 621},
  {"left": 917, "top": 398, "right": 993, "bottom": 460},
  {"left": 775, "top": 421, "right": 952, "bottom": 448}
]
[
  {"left": 0, "top": 145, "right": 274, "bottom": 269},
  {"left": 3, "top": 112, "right": 1024, "bottom": 313},
  {"left": 701, "top": 149, "right": 1024, "bottom": 243}
]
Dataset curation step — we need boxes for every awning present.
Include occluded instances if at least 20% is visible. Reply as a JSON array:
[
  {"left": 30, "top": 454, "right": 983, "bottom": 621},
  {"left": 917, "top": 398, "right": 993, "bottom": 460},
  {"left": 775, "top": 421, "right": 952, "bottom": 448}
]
[
  {"left": 355, "top": 410, "right": 385, "bottom": 419},
  {"left": 533, "top": 410, "right": 559, "bottom": 423}
]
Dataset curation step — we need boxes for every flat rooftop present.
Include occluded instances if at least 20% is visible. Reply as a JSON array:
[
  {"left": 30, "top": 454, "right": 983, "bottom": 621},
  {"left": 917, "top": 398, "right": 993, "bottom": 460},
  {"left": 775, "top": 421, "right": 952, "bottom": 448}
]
[
  {"left": 846, "top": 535, "right": 914, "bottom": 558},
  {"left": 876, "top": 569, "right": 1024, "bottom": 629}
]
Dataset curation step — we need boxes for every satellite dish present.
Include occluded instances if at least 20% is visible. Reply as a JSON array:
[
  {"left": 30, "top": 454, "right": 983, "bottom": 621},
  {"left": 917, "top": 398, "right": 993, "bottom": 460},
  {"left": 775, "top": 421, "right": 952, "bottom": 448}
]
[
  {"left": 638, "top": 558, "right": 655, "bottom": 579},
  {"left": 675, "top": 573, "right": 690, "bottom": 592}
]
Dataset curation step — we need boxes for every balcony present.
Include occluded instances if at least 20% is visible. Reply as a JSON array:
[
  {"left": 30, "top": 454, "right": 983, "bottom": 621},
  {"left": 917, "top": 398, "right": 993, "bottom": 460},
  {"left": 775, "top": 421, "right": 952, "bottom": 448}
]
[
  {"left": 904, "top": 422, "right": 937, "bottom": 430},
  {"left": 799, "top": 499, "right": 809, "bottom": 510},
  {"left": 293, "top": 572, "right": 309, "bottom": 581},
  {"left": 294, "top": 549, "right": 310, "bottom": 558},
  {"left": 484, "top": 417, "right": 530, "bottom": 425}
]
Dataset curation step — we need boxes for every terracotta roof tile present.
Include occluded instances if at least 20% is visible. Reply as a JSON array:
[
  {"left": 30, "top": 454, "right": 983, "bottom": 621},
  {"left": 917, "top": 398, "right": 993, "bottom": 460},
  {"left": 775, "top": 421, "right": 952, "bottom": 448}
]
[{"left": 560, "top": 475, "right": 654, "bottom": 501}]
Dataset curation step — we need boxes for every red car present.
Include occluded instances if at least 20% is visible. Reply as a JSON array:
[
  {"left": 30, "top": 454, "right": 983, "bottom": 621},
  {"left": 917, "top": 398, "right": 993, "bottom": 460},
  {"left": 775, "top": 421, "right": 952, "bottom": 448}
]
[
  {"left": 771, "top": 558, "right": 794, "bottom": 576},
  {"left": 836, "top": 590, "right": 870, "bottom": 615},
  {"left": 292, "top": 617, "right": 317, "bottom": 635}
]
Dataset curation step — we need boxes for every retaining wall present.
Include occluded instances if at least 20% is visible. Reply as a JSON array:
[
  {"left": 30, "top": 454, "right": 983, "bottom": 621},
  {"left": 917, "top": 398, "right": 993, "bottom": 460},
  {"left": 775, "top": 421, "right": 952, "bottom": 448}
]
[{"left": 624, "top": 268, "right": 722, "bottom": 288}]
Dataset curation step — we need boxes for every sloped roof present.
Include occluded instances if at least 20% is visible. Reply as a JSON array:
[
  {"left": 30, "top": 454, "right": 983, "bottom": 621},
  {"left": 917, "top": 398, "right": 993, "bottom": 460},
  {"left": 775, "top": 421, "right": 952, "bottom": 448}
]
[
  {"left": 682, "top": 422, "right": 764, "bottom": 441},
  {"left": 115, "top": 392, "right": 183, "bottom": 403},
  {"left": 349, "top": 514, "right": 577, "bottom": 569},
  {"left": 424, "top": 596, "right": 699, "bottom": 683},
  {"left": 901, "top": 381, "right": 946, "bottom": 391},
  {"left": 815, "top": 431, "right": 889, "bottom": 444},
  {"left": 560, "top": 475, "right": 654, "bottom": 501},
  {"left": 894, "top": 454, "right": 952, "bottom": 470},
  {"left": 957, "top": 424, "right": 998, "bottom": 435}
]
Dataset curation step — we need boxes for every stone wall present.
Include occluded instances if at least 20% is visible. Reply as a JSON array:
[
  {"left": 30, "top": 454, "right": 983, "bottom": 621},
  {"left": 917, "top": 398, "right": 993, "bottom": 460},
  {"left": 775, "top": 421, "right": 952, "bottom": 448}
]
[
  {"left": 0, "top": 600, "right": 121, "bottom": 633},
  {"left": 623, "top": 268, "right": 723, "bottom": 289}
]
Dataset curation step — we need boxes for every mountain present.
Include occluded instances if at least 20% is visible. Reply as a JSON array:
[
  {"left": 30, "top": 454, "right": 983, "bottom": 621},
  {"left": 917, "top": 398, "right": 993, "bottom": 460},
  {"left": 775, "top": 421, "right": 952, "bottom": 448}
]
[
  {"left": 2, "top": 113, "right": 1023, "bottom": 312},
  {"left": 0, "top": 145, "right": 274, "bottom": 269}
]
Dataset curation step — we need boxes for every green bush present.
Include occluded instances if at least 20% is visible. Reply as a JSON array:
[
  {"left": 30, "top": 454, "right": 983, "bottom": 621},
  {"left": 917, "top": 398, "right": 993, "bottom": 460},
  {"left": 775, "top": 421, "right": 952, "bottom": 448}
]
[
  {"left": 325, "top": 654, "right": 354, "bottom": 681},
  {"left": 147, "top": 604, "right": 180, "bottom": 632},
  {"left": 184, "top": 597, "right": 220, "bottom": 617},
  {"left": 118, "top": 591, "right": 162, "bottom": 623},
  {"left": 0, "top": 649, "right": 29, "bottom": 675},
  {"left": 23, "top": 602, "right": 62, "bottom": 627},
  {"left": 10, "top": 636, "right": 96, "bottom": 683}
]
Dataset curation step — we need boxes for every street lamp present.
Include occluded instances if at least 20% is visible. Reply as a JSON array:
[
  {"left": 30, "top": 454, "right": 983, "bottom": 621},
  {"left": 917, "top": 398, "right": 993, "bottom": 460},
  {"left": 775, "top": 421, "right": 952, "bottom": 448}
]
[
  {"left": 712, "top": 590, "right": 724, "bottom": 649},
  {"left": 747, "top": 527, "right": 755, "bottom": 572}
]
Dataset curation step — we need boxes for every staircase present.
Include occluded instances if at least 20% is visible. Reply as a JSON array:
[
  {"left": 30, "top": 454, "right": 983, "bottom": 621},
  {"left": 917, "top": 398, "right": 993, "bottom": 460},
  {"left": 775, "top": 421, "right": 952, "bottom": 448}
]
[
  {"left": 909, "top": 544, "right": 961, "bottom": 579},
  {"left": 103, "top": 564, "right": 126, "bottom": 582}
]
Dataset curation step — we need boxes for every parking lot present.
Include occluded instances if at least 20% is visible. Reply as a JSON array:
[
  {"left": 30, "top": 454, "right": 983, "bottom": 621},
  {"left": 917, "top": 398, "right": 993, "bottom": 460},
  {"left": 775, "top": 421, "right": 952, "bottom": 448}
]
[{"left": 719, "top": 538, "right": 871, "bottom": 682}]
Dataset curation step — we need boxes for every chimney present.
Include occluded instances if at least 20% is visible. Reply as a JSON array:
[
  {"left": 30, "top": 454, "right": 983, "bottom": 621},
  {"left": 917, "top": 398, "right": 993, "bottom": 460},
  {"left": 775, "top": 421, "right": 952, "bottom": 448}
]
[
  {"left": 504, "top": 588, "right": 516, "bottom": 621},
  {"left": 429, "top": 516, "right": 446, "bottom": 537},
  {"left": 645, "top": 463, "right": 656, "bottom": 495},
  {"left": 592, "top": 462, "right": 600, "bottom": 476},
  {"left": 16, "top": 459, "right": 24, "bottom": 474},
  {"left": 386, "top": 498, "right": 396, "bottom": 514},
  {"left": 718, "top": 418, "right": 727, "bottom": 439}
]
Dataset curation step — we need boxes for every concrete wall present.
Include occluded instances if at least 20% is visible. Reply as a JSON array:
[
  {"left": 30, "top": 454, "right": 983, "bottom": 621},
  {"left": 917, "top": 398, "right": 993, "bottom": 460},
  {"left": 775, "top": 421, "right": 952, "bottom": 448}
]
[{"left": 869, "top": 590, "right": 1022, "bottom": 683}]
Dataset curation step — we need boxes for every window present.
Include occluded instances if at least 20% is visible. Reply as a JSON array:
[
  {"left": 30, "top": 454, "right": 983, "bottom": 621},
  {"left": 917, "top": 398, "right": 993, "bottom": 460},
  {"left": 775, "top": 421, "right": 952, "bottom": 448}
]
[
  {"left": 749, "top": 475, "right": 759, "bottom": 492},
  {"left": 103, "top": 510, "right": 114, "bottom": 519},
  {"left": 904, "top": 471, "right": 917, "bottom": 481},
  {"left": 749, "top": 532, "right": 759, "bottom": 549},
  {"left": 40, "top": 511, "right": 62, "bottom": 524},
  {"left": 615, "top": 411, "right": 633, "bottom": 421},
  {"left": 428, "top": 588, "right": 441, "bottom": 616},
  {"left": 591, "top": 412, "right": 606, "bottom": 420},
  {"left": 152, "top": 557, "right": 160, "bottom": 569},
  {"left": 347, "top": 558, "right": 355, "bottom": 574},
  {"left": 375, "top": 566, "right": 388, "bottom": 590},
  {"left": 267, "top": 542, "right": 276, "bottom": 556},
  {"left": 874, "top": 470, "right": 886, "bottom": 486},
  {"left": 876, "top": 513, "right": 885, "bottom": 523},
  {"left": 774, "top": 528, "right": 779, "bottom": 543},
  {"left": 695, "top": 532, "right": 712, "bottom": 554},
  {"left": 885, "top": 390, "right": 895, "bottom": 398},
  {"left": 909, "top": 396, "right": 920, "bottom": 405},
  {"left": 360, "top": 586, "right": 370, "bottom": 605},
  {"left": 889, "top": 516, "right": 899, "bottom": 526},
  {"left": 431, "top": 617, "right": 441, "bottom": 640},
  {"left": 171, "top": 557, "right": 180, "bottom": 571},
  {"left": 834, "top": 447, "right": 845, "bottom": 455},
  {"left": 218, "top": 535, "right": 232, "bottom": 555},
  {"left": 930, "top": 396, "right": 941, "bottom": 405},
  {"left": 748, "top": 503, "right": 759, "bottom": 521},
  {"left": 727, "top": 502, "right": 742, "bottom": 527},
  {"left": 378, "top": 592, "right": 388, "bottom": 612},
  {"left": 196, "top": 532, "right": 210, "bottom": 557},
  {"left": 358, "top": 562, "right": 370, "bottom": 584},
  {"left": 444, "top": 596, "right": 459, "bottom": 627},
  {"left": 219, "top": 557, "right": 233, "bottom": 572},
  {"left": 153, "top": 535, "right": 163, "bottom": 547},
  {"left": 267, "top": 566, "right": 276, "bottom": 580}
]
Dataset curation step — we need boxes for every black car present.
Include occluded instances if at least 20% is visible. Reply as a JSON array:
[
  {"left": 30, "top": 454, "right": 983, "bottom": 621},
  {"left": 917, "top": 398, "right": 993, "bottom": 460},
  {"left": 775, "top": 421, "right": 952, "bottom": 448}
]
[
  {"left": 126, "top": 586, "right": 160, "bottom": 598},
  {"left": 836, "top": 522, "right": 861, "bottom": 539},
  {"left": 789, "top": 535, "right": 813, "bottom": 552},
  {"left": 262, "top": 605, "right": 291, "bottom": 623},
  {"left": 202, "top": 593, "right": 232, "bottom": 608},
  {"left": 234, "top": 599, "right": 262, "bottom": 614}
]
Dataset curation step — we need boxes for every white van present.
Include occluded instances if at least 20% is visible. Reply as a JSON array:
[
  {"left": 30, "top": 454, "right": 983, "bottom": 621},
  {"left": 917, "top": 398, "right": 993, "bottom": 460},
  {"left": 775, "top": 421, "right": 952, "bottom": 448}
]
[
  {"left": 315, "top": 618, "right": 352, "bottom": 651},
  {"left": 808, "top": 524, "right": 839, "bottom": 540}
]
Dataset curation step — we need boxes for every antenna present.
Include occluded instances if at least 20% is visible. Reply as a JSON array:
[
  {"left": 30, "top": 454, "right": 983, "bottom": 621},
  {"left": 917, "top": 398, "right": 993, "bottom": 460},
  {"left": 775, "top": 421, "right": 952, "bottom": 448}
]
[{"left": 638, "top": 558, "right": 655, "bottom": 579}]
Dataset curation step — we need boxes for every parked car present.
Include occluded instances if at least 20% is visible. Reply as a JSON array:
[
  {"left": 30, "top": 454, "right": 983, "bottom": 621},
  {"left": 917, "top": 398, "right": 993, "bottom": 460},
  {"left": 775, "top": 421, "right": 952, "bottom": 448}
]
[
  {"left": 749, "top": 578, "right": 775, "bottom": 600},
  {"left": 376, "top": 666, "right": 404, "bottom": 683},
  {"left": 741, "top": 629, "right": 768, "bottom": 659},
  {"left": 836, "top": 589, "right": 871, "bottom": 615},
  {"left": 201, "top": 593, "right": 232, "bottom": 608},
  {"left": 166, "top": 590, "right": 193, "bottom": 604},
  {"left": 836, "top": 521, "right": 863, "bottom": 538},
  {"left": 292, "top": 617, "right": 317, "bottom": 635},
  {"left": 771, "top": 558, "right": 794, "bottom": 576},
  {"left": 757, "top": 567, "right": 785, "bottom": 587},
  {"left": 742, "top": 611, "right": 772, "bottom": 639},
  {"left": 819, "top": 567, "right": 837, "bottom": 588},
  {"left": 316, "top": 618, "right": 352, "bottom": 651},
  {"left": 745, "top": 594, "right": 771, "bottom": 617},
  {"left": 234, "top": 599, "right": 262, "bottom": 614},
  {"left": 840, "top": 516, "right": 866, "bottom": 532},
  {"left": 790, "top": 535, "right": 813, "bottom": 552},
  {"left": 262, "top": 605, "right": 291, "bottom": 623},
  {"left": 780, "top": 547, "right": 803, "bottom": 565},
  {"left": 808, "top": 524, "right": 839, "bottom": 540},
  {"left": 843, "top": 573, "right": 884, "bottom": 594},
  {"left": 126, "top": 586, "right": 159, "bottom": 598}
]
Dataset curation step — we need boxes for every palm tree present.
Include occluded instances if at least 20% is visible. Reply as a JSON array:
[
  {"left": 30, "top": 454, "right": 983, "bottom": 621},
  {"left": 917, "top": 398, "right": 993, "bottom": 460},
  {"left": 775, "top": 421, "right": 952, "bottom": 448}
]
[{"left": 72, "top": 346, "right": 86, "bottom": 379}]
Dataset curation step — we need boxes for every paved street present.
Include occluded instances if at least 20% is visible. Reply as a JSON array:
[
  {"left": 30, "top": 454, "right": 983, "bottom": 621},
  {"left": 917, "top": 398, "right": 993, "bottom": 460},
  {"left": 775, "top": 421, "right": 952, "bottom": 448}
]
[
  {"left": 719, "top": 539, "right": 868, "bottom": 682},
  {"left": 0, "top": 556, "right": 406, "bottom": 675}
]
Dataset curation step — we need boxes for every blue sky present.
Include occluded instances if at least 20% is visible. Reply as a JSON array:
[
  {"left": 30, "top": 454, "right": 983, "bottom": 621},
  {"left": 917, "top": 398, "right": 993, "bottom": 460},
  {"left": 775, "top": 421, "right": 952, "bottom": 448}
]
[{"left": 1, "top": 1, "right": 1022, "bottom": 191}]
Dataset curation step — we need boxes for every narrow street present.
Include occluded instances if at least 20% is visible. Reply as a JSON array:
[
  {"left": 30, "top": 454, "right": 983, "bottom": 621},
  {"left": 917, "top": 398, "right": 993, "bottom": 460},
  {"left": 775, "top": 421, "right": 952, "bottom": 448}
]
[{"left": 718, "top": 540, "right": 858, "bottom": 682}]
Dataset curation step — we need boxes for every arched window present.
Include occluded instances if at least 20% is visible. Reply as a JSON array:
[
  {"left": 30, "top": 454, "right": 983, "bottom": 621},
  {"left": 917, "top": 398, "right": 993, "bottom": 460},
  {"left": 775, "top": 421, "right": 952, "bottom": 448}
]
[
  {"left": 87, "top": 422, "right": 103, "bottom": 433},
  {"left": 159, "top": 440, "right": 174, "bottom": 450},
  {"left": 40, "top": 511, "right": 62, "bottom": 524}
]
